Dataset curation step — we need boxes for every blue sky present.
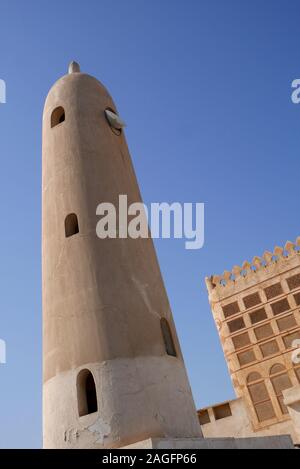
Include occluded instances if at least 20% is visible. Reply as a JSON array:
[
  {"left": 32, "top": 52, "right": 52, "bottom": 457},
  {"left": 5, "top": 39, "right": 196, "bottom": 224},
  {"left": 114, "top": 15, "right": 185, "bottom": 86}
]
[{"left": 0, "top": 0, "right": 300, "bottom": 448}]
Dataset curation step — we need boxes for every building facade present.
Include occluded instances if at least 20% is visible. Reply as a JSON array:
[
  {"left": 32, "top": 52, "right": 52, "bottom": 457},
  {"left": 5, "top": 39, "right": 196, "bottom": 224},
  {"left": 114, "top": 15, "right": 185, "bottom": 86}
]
[{"left": 201, "top": 238, "right": 300, "bottom": 445}]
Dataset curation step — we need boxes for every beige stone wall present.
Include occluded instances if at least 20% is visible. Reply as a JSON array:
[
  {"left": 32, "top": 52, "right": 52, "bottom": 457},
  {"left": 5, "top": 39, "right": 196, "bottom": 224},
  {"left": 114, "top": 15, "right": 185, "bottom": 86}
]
[
  {"left": 199, "top": 397, "right": 299, "bottom": 444},
  {"left": 205, "top": 240, "right": 300, "bottom": 439},
  {"left": 122, "top": 434, "right": 294, "bottom": 449}
]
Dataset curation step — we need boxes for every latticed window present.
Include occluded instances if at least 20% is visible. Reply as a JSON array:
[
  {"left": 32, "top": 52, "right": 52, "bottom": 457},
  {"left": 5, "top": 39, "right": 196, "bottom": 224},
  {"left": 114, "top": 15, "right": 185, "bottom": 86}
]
[
  {"left": 227, "top": 316, "right": 245, "bottom": 333},
  {"left": 247, "top": 372, "right": 276, "bottom": 423},
  {"left": 276, "top": 314, "right": 297, "bottom": 332},
  {"left": 237, "top": 349, "right": 256, "bottom": 366},
  {"left": 243, "top": 292, "right": 261, "bottom": 309},
  {"left": 271, "top": 298, "right": 290, "bottom": 316},
  {"left": 222, "top": 301, "right": 240, "bottom": 318},
  {"left": 254, "top": 323, "right": 274, "bottom": 341},
  {"left": 232, "top": 332, "right": 251, "bottom": 350},
  {"left": 287, "top": 273, "right": 300, "bottom": 291},
  {"left": 249, "top": 307, "right": 267, "bottom": 325},
  {"left": 264, "top": 283, "right": 283, "bottom": 300},
  {"left": 270, "top": 364, "right": 293, "bottom": 415},
  {"left": 294, "top": 292, "right": 300, "bottom": 305}
]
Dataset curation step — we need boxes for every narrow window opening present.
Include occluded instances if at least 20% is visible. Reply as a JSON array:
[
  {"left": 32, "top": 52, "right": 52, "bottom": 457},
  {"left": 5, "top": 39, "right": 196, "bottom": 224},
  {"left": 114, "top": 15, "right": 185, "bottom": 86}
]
[
  {"left": 51, "top": 106, "right": 65, "bottom": 128},
  {"left": 77, "top": 369, "right": 98, "bottom": 417},
  {"left": 161, "top": 318, "right": 177, "bottom": 357},
  {"left": 65, "top": 213, "right": 79, "bottom": 238},
  {"left": 198, "top": 409, "right": 211, "bottom": 425},
  {"left": 213, "top": 403, "right": 232, "bottom": 420}
]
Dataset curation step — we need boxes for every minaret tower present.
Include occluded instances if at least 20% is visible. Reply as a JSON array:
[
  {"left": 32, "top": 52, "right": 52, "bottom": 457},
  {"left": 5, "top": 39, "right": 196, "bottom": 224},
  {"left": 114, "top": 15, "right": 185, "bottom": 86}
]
[{"left": 42, "top": 62, "right": 202, "bottom": 449}]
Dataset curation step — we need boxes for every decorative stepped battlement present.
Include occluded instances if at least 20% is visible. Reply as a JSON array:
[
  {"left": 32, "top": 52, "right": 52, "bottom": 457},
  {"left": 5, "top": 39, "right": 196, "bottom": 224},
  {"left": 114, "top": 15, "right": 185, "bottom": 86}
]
[{"left": 206, "top": 237, "right": 300, "bottom": 300}]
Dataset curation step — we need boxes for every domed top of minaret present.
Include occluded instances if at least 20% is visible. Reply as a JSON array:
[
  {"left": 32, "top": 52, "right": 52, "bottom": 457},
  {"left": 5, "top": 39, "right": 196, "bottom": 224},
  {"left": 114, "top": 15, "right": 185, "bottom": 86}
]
[
  {"left": 43, "top": 61, "right": 115, "bottom": 119},
  {"left": 68, "top": 61, "right": 81, "bottom": 74}
]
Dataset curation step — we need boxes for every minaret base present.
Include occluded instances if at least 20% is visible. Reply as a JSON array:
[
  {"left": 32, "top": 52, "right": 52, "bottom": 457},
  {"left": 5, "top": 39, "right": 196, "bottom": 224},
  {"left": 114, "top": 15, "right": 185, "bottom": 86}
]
[{"left": 43, "top": 356, "right": 201, "bottom": 449}]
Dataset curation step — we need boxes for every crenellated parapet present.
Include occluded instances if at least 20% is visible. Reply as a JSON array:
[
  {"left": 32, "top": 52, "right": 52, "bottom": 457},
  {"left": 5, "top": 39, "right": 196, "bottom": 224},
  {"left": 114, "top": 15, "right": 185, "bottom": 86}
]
[{"left": 206, "top": 237, "right": 300, "bottom": 302}]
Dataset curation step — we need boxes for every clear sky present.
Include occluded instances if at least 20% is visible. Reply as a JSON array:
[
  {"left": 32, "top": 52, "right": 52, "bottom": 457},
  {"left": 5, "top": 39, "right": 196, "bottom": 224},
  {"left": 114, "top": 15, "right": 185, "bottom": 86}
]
[{"left": 0, "top": 0, "right": 300, "bottom": 448}]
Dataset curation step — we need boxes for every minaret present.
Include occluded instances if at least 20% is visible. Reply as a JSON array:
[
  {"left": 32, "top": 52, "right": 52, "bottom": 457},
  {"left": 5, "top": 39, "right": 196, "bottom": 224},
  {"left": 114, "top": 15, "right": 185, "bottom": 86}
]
[{"left": 42, "top": 62, "right": 202, "bottom": 449}]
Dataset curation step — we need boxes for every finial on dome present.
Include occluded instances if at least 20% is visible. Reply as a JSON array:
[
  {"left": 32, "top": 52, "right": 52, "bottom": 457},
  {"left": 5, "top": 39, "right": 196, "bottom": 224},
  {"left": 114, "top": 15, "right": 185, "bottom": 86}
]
[{"left": 68, "top": 61, "right": 81, "bottom": 74}]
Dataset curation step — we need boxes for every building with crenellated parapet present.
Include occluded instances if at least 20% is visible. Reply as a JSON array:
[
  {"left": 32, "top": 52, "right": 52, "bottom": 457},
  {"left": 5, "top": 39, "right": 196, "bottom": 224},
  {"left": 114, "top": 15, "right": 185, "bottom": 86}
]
[{"left": 199, "top": 237, "right": 300, "bottom": 446}]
